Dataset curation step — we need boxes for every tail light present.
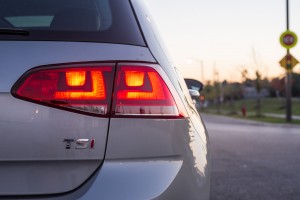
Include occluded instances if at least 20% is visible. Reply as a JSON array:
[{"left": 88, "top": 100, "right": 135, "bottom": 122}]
[
  {"left": 113, "top": 65, "right": 179, "bottom": 116},
  {"left": 12, "top": 64, "right": 114, "bottom": 116},
  {"left": 12, "top": 63, "right": 182, "bottom": 118}
]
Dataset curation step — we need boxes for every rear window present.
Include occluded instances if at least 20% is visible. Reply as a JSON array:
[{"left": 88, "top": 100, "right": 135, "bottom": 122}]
[{"left": 0, "top": 0, "right": 145, "bottom": 46}]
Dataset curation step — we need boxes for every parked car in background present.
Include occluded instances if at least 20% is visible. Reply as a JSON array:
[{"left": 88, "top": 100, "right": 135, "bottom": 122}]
[
  {"left": 0, "top": 0, "right": 210, "bottom": 199},
  {"left": 185, "top": 79, "right": 204, "bottom": 92},
  {"left": 185, "top": 78, "right": 205, "bottom": 110}
]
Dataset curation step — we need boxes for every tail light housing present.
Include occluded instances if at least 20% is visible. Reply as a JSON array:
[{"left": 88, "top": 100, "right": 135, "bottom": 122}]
[
  {"left": 12, "top": 63, "right": 114, "bottom": 116},
  {"left": 12, "top": 62, "right": 183, "bottom": 118},
  {"left": 113, "top": 65, "right": 179, "bottom": 116}
]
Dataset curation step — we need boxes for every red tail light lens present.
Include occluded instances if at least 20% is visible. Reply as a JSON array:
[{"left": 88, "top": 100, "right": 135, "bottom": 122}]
[
  {"left": 12, "top": 63, "right": 182, "bottom": 118},
  {"left": 54, "top": 71, "right": 106, "bottom": 100},
  {"left": 12, "top": 64, "right": 114, "bottom": 115},
  {"left": 113, "top": 65, "right": 180, "bottom": 116}
]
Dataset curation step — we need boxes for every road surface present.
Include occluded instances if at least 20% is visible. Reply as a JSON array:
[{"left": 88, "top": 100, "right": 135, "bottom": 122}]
[{"left": 202, "top": 114, "right": 300, "bottom": 200}]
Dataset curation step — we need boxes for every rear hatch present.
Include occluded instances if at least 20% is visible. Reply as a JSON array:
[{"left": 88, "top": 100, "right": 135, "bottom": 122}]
[{"left": 0, "top": 0, "right": 153, "bottom": 196}]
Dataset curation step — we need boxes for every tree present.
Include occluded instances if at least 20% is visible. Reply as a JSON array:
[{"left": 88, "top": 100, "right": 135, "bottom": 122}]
[
  {"left": 241, "top": 68, "right": 248, "bottom": 115},
  {"left": 202, "top": 81, "right": 215, "bottom": 102},
  {"left": 213, "top": 80, "right": 221, "bottom": 114},
  {"left": 270, "top": 77, "right": 285, "bottom": 97},
  {"left": 292, "top": 73, "right": 300, "bottom": 97},
  {"left": 255, "top": 70, "right": 262, "bottom": 117},
  {"left": 251, "top": 48, "right": 264, "bottom": 117}
]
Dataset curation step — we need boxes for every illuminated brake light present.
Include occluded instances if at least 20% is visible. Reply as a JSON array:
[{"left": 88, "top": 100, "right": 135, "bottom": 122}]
[
  {"left": 125, "top": 71, "right": 145, "bottom": 87},
  {"left": 55, "top": 71, "right": 106, "bottom": 99},
  {"left": 12, "top": 65, "right": 114, "bottom": 115},
  {"left": 118, "top": 72, "right": 165, "bottom": 100},
  {"left": 66, "top": 71, "right": 86, "bottom": 86},
  {"left": 113, "top": 65, "right": 180, "bottom": 116}
]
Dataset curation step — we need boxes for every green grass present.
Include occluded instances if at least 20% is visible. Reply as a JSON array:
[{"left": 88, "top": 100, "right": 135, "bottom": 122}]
[
  {"left": 204, "top": 110, "right": 300, "bottom": 125},
  {"left": 203, "top": 97, "right": 300, "bottom": 124},
  {"left": 205, "top": 98, "right": 300, "bottom": 115}
]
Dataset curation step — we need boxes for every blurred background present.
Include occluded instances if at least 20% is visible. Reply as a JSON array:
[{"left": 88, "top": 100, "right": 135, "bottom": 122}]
[
  {"left": 146, "top": 1, "right": 300, "bottom": 199},
  {"left": 146, "top": 0, "right": 300, "bottom": 123}
]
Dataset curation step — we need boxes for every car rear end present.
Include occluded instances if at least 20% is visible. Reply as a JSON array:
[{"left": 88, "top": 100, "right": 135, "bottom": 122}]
[{"left": 0, "top": 0, "right": 210, "bottom": 199}]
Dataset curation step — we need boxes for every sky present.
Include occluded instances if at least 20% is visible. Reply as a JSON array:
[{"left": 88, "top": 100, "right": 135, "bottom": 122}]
[{"left": 145, "top": 0, "right": 300, "bottom": 83}]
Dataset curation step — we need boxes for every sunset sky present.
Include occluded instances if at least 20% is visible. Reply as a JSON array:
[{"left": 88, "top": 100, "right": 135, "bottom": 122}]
[{"left": 145, "top": 0, "right": 300, "bottom": 83}]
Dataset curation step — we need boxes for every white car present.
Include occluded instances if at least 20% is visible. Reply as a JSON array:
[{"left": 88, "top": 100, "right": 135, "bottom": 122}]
[{"left": 0, "top": 0, "right": 210, "bottom": 199}]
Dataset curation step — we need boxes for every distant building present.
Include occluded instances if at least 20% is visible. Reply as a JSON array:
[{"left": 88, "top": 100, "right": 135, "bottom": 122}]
[{"left": 243, "top": 86, "right": 270, "bottom": 99}]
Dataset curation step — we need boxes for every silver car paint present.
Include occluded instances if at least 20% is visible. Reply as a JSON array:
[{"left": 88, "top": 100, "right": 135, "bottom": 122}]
[
  {"left": 106, "top": 118, "right": 209, "bottom": 199},
  {"left": 0, "top": 93, "right": 105, "bottom": 195},
  {"left": 9, "top": 159, "right": 182, "bottom": 200},
  {"left": 130, "top": 0, "right": 210, "bottom": 199},
  {"left": 0, "top": 0, "right": 210, "bottom": 199},
  {"left": 0, "top": 41, "right": 157, "bottom": 195},
  {"left": 1, "top": 117, "right": 206, "bottom": 199}
]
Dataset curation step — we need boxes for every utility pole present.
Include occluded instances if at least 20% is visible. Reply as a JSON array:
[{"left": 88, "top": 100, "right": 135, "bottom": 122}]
[
  {"left": 213, "top": 62, "right": 220, "bottom": 114},
  {"left": 285, "top": 0, "right": 292, "bottom": 122}
]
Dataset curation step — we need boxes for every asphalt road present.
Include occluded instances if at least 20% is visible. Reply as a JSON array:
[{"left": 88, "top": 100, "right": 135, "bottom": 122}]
[{"left": 202, "top": 114, "right": 300, "bottom": 200}]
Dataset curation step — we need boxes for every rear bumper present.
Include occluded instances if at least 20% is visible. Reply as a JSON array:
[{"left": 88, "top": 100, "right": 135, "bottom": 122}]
[
  {"left": 43, "top": 157, "right": 208, "bottom": 200},
  {"left": 78, "top": 158, "right": 183, "bottom": 200},
  {"left": 0, "top": 156, "right": 209, "bottom": 200},
  {"left": 77, "top": 158, "right": 210, "bottom": 200}
]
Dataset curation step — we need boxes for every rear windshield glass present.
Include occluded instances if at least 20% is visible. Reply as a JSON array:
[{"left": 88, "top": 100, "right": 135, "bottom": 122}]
[{"left": 0, "top": 0, "right": 145, "bottom": 46}]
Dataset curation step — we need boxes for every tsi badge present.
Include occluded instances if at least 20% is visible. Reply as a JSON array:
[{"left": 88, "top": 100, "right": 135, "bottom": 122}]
[{"left": 63, "top": 139, "right": 95, "bottom": 149}]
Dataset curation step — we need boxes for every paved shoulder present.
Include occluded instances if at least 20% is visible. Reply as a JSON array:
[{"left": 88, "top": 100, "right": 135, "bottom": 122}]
[
  {"left": 204, "top": 113, "right": 300, "bottom": 200},
  {"left": 201, "top": 113, "right": 300, "bottom": 128}
]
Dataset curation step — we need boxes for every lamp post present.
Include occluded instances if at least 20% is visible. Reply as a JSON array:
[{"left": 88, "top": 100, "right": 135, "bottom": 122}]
[{"left": 187, "top": 58, "right": 204, "bottom": 82}]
